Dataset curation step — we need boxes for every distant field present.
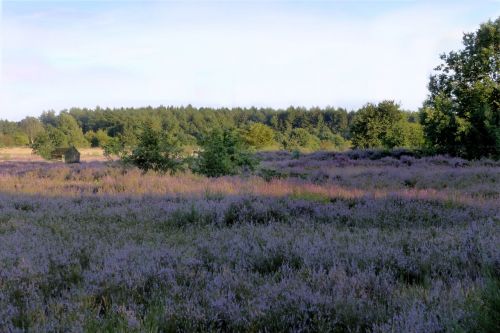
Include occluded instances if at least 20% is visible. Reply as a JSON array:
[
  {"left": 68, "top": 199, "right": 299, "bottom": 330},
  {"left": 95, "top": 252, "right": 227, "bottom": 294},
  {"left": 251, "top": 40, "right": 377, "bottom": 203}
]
[
  {"left": 0, "top": 147, "right": 106, "bottom": 162},
  {"left": 0, "top": 152, "right": 499, "bottom": 332}
]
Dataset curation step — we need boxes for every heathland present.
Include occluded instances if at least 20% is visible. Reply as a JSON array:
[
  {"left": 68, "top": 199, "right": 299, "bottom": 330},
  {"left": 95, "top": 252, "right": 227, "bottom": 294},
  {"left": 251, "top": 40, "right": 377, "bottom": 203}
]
[
  {"left": 0, "top": 151, "right": 498, "bottom": 332},
  {"left": 0, "top": 15, "right": 499, "bottom": 333}
]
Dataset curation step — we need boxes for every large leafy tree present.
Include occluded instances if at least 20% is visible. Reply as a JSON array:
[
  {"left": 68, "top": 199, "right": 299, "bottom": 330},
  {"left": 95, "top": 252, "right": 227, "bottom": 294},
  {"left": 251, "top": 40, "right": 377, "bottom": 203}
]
[
  {"left": 421, "top": 17, "right": 500, "bottom": 158},
  {"left": 32, "top": 126, "right": 69, "bottom": 159},
  {"left": 243, "top": 123, "right": 276, "bottom": 149},
  {"left": 57, "top": 113, "right": 89, "bottom": 148},
  {"left": 19, "top": 117, "right": 44, "bottom": 145},
  {"left": 351, "top": 101, "right": 404, "bottom": 148}
]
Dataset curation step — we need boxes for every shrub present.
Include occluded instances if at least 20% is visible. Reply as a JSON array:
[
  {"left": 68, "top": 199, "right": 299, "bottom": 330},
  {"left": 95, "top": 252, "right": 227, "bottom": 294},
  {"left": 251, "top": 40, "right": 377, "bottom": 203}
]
[
  {"left": 31, "top": 131, "right": 55, "bottom": 159},
  {"left": 192, "top": 129, "right": 258, "bottom": 177},
  {"left": 122, "top": 122, "right": 184, "bottom": 175},
  {"left": 286, "top": 128, "right": 321, "bottom": 151},
  {"left": 259, "top": 168, "right": 287, "bottom": 182},
  {"left": 85, "top": 129, "right": 111, "bottom": 148},
  {"left": 475, "top": 275, "right": 500, "bottom": 332}
]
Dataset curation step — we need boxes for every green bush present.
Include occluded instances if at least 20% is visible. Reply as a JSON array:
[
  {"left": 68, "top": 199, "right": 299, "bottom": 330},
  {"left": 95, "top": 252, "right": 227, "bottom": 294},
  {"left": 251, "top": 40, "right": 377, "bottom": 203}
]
[
  {"left": 31, "top": 131, "right": 55, "bottom": 159},
  {"left": 286, "top": 128, "right": 321, "bottom": 151},
  {"left": 122, "top": 122, "right": 184, "bottom": 175},
  {"left": 85, "top": 129, "right": 111, "bottom": 148},
  {"left": 192, "top": 129, "right": 258, "bottom": 177},
  {"left": 474, "top": 275, "right": 500, "bottom": 332}
]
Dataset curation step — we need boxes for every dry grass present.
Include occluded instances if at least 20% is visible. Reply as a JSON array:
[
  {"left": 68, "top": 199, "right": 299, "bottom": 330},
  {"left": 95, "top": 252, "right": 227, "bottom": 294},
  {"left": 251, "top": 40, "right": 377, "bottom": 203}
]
[
  {"left": 0, "top": 160, "right": 496, "bottom": 211},
  {"left": 0, "top": 148, "right": 43, "bottom": 162},
  {"left": 0, "top": 147, "right": 106, "bottom": 162}
]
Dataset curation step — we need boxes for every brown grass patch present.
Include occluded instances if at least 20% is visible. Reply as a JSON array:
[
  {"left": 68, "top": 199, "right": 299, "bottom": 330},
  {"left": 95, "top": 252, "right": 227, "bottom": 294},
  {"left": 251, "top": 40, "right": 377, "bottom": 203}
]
[{"left": 0, "top": 147, "right": 107, "bottom": 162}]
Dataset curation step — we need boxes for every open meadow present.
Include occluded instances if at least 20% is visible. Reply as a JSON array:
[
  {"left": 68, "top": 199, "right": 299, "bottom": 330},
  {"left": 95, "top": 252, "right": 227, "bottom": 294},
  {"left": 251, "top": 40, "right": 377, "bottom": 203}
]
[{"left": 0, "top": 151, "right": 499, "bottom": 332}]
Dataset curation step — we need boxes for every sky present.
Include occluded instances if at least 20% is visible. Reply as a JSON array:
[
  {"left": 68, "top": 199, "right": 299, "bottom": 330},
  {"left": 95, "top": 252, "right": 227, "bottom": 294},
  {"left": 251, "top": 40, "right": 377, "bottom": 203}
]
[{"left": 0, "top": 0, "right": 499, "bottom": 121}]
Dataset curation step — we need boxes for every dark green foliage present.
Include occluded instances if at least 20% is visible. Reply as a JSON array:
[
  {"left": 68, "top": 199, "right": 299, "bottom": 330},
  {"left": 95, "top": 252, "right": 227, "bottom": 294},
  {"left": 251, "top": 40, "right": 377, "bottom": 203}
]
[
  {"left": 351, "top": 101, "right": 402, "bottom": 149},
  {"left": 40, "top": 110, "right": 58, "bottom": 127},
  {"left": 62, "top": 105, "right": 353, "bottom": 149},
  {"left": 192, "top": 129, "right": 258, "bottom": 177},
  {"left": 85, "top": 129, "right": 111, "bottom": 148},
  {"left": 46, "top": 126, "right": 68, "bottom": 147},
  {"left": 3, "top": 105, "right": 356, "bottom": 153},
  {"left": 122, "top": 122, "right": 184, "bottom": 175},
  {"left": 31, "top": 125, "right": 73, "bottom": 159},
  {"left": 475, "top": 275, "right": 500, "bottom": 332},
  {"left": 422, "top": 17, "right": 500, "bottom": 159},
  {"left": 350, "top": 101, "right": 425, "bottom": 149},
  {"left": 458, "top": 274, "right": 500, "bottom": 332},
  {"left": 105, "top": 124, "right": 140, "bottom": 158},
  {"left": 31, "top": 131, "right": 55, "bottom": 159},
  {"left": 31, "top": 113, "right": 91, "bottom": 159},
  {"left": 291, "top": 150, "right": 301, "bottom": 159},
  {"left": 101, "top": 137, "right": 125, "bottom": 159},
  {"left": 57, "top": 113, "right": 89, "bottom": 148}
]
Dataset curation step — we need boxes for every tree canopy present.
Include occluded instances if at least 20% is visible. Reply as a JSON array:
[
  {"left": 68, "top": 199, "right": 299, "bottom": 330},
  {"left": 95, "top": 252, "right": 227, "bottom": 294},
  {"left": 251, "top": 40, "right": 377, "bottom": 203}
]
[
  {"left": 421, "top": 17, "right": 500, "bottom": 158},
  {"left": 350, "top": 101, "right": 423, "bottom": 149}
]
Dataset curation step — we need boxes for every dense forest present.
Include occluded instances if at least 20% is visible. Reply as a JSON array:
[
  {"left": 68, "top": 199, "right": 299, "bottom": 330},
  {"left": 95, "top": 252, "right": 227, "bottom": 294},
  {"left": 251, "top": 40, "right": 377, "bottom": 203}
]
[{"left": 0, "top": 103, "right": 423, "bottom": 153}]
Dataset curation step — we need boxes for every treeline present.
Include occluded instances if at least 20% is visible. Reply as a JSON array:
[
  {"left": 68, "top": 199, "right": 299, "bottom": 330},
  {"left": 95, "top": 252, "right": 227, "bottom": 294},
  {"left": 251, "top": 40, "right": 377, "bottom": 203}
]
[{"left": 1, "top": 102, "right": 424, "bottom": 154}]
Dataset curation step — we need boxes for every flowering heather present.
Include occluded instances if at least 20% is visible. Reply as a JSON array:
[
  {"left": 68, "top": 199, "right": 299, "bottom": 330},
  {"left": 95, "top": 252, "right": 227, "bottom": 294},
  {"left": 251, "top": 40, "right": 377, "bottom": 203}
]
[{"left": 0, "top": 153, "right": 499, "bottom": 332}]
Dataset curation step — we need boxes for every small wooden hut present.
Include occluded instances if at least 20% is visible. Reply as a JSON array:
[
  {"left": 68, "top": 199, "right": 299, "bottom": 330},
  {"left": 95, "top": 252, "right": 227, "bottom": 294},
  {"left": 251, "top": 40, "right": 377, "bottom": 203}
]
[{"left": 50, "top": 146, "right": 80, "bottom": 163}]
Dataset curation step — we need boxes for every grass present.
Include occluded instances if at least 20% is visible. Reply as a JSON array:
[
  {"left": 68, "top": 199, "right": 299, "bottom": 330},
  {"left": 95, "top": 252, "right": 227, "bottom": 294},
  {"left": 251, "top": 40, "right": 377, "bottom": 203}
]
[{"left": 0, "top": 147, "right": 107, "bottom": 162}]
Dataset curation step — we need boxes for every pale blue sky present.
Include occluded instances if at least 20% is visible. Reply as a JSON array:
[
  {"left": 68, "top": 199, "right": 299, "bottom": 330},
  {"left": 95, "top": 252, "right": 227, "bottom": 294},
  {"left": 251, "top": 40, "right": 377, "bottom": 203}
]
[{"left": 1, "top": 0, "right": 499, "bottom": 120}]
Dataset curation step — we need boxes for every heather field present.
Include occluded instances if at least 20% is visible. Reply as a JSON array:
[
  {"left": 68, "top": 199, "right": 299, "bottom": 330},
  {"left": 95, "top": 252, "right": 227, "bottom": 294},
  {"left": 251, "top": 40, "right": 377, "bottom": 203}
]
[{"left": 1, "top": 152, "right": 499, "bottom": 332}]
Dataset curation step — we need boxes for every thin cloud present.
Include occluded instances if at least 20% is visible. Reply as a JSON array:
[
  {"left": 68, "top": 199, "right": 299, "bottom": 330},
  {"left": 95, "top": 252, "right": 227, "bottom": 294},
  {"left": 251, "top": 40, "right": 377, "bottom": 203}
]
[{"left": 1, "top": 0, "right": 498, "bottom": 120}]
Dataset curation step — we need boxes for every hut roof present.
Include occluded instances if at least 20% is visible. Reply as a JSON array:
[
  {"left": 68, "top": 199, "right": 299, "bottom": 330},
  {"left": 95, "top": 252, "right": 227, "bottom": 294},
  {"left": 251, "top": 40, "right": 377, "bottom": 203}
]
[
  {"left": 50, "top": 147, "right": 80, "bottom": 162},
  {"left": 51, "top": 147, "right": 73, "bottom": 156}
]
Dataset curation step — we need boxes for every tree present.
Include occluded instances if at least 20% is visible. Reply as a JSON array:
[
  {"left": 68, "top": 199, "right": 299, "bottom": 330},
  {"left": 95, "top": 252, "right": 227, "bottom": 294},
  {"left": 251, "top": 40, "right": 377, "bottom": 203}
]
[
  {"left": 122, "top": 122, "right": 184, "bottom": 174},
  {"left": 31, "top": 125, "right": 69, "bottom": 159},
  {"left": 47, "top": 125, "right": 68, "bottom": 147},
  {"left": 244, "top": 123, "right": 276, "bottom": 149},
  {"left": 32, "top": 132, "right": 55, "bottom": 159},
  {"left": 40, "top": 110, "right": 58, "bottom": 127},
  {"left": 390, "top": 121, "right": 425, "bottom": 148},
  {"left": 422, "top": 17, "right": 500, "bottom": 158},
  {"left": 102, "top": 124, "right": 139, "bottom": 159},
  {"left": 57, "top": 113, "right": 89, "bottom": 148},
  {"left": 285, "top": 128, "right": 321, "bottom": 151},
  {"left": 85, "top": 129, "right": 111, "bottom": 147},
  {"left": 19, "top": 117, "right": 44, "bottom": 145},
  {"left": 351, "top": 101, "right": 404, "bottom": 148},
  {"left": 319, "top": 132, "right": 351, "bottom": 151},
  {"left": 193, "top": 129, "right": 257, "bottom": 177}
]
